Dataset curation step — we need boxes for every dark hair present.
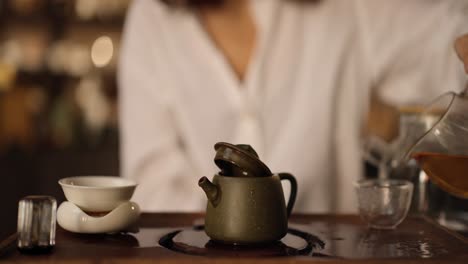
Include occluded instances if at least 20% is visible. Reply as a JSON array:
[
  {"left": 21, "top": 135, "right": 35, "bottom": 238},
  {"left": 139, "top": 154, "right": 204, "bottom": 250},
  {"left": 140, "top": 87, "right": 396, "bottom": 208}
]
[
  {"left": 160, "top": 0, "right": 224, "bottom": 8},
  {"left": 160, "top": 0, "right": 319, "bottom": 8}
]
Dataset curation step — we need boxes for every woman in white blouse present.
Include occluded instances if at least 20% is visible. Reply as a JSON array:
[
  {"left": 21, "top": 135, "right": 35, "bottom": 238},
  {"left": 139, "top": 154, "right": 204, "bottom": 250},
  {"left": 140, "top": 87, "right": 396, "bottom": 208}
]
[{"left": 118, "top": 0, "right": 468, "bottom": 213}]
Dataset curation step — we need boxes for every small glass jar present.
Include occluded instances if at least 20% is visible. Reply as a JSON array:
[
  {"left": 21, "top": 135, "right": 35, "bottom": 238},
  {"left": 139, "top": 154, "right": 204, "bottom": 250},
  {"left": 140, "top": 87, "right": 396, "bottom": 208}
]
[{"left": 17, "top": 196, "right": 57, "bottom": 253}]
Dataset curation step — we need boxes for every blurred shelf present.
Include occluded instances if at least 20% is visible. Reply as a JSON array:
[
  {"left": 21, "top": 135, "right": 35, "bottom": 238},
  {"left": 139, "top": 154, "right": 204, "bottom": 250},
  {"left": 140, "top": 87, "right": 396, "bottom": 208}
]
[{"left": 0, "top": 0, "right": 126, "bottom": 242}]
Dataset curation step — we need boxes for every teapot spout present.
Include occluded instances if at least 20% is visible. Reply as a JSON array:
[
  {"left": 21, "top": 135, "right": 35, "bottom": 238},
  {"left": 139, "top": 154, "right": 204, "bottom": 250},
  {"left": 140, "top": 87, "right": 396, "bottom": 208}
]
[{"left": 198, "top": 176, "right": 220, "bottom": 207}]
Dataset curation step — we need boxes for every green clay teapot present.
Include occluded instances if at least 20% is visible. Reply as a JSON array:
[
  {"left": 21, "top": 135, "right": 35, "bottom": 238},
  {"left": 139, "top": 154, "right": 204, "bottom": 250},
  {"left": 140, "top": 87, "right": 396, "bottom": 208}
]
[{"left": 198, "top": 142, "right": 297, "bottom": 245}]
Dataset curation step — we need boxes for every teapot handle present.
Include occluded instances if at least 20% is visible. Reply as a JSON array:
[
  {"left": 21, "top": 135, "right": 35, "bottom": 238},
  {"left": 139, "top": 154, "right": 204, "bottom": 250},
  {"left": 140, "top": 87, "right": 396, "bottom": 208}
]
[{"left": 279, "top": 173, "right": 297, "bottom": 218}]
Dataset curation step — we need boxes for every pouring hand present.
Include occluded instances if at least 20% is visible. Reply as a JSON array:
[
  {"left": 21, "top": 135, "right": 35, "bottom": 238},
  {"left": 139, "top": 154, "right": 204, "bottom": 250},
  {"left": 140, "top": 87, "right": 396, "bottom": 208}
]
[{"left": 455, "top": 34, "right": 468, "bottom": 74}]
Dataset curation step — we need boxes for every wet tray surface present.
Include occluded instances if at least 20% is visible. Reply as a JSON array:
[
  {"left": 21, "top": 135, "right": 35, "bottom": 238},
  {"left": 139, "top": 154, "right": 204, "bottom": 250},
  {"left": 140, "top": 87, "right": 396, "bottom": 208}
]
[
  {"left": 1, "top": 213, "right": 468, "bottom": 263},
  {"left": 158, "top": 225, "right": 327, "bottom": 257}
]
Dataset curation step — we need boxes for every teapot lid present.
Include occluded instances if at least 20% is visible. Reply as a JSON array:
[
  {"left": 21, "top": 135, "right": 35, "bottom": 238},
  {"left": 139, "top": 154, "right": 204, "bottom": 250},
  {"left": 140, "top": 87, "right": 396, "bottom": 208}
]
[{"left": 214, "top": 142, "right": 272, "bottom": 177}]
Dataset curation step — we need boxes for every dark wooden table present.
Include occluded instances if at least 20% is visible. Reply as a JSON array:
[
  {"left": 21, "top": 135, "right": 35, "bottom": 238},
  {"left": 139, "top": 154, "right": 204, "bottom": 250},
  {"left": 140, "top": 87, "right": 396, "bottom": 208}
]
[{"left": 1, "top": 213, "right": 468, "bottom": 263}]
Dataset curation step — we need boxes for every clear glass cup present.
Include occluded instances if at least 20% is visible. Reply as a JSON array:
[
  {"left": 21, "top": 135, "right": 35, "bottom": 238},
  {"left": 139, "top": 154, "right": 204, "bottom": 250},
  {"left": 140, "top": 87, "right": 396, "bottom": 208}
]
[{"left": 354, "top": 179, "right": 413, "bottom": 229}]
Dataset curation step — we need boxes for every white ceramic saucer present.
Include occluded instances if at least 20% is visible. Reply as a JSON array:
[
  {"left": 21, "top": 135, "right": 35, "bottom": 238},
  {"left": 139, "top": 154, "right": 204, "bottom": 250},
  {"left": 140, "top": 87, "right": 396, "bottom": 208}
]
[{"left": 57, "top": 201, "right": 140, "bottom": 234}]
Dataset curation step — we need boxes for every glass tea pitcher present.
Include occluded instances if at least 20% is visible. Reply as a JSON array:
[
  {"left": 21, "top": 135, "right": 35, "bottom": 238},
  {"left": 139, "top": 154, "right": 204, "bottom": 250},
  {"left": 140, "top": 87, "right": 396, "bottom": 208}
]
[{"left": 405, "top": 89, "right": 468, "bottom": 199}]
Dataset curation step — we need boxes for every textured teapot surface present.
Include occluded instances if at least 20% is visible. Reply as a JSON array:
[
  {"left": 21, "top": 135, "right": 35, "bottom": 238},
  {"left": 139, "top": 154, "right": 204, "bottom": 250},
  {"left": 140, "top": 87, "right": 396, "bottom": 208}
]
[
  {"left": 199, "top": 143, "right": 297, "bottom": 245},
  {"left": 204, "top": 174, "right": 288, "bottom": 244}
]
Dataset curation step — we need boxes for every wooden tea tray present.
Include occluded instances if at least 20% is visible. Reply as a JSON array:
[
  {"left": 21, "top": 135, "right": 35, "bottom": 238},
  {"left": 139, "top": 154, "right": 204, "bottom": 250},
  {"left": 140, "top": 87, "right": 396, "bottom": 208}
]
[{"left": 1, "top": 213, "right": 468, "bottom": 263}]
